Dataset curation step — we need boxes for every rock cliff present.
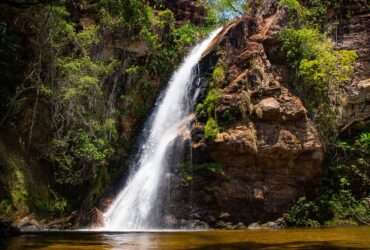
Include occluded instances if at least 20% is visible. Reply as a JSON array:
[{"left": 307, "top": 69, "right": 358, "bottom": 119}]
[
  {"left": 166, "top": 0, "right": 370, "bottom": 227},
  {"left": 336, "top": 0, "right": 370, "bottom": 132},
  {"left": 169, "top": 1, "right": 325, "bottom": 225}
]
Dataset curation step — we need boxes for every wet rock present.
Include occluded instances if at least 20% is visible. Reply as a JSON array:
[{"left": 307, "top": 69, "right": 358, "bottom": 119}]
[
  {"left": 191, "top": 125, "right": 204, "bottom": 143},
  {"left": 20, "top": 225, "right": 40, "bottom": 231},
  {"left": 224, "top": 222, "right": 235, "bottom": 230},
  {"left": 89, "top": 208, "right": 105, "bottom": 228},
  {"left": 275, "top": 217, "right": 287, "bottom": 228},
  {"left": 191, "top": 212, "right": 201, "bottom": 219},
  {"left": 215, "top": 220, "right": 226, "bottom": 228},
  {"left": 215, "top": 220, "right": 237, "bottom": 230},
  {"left": 207, "top": 215, "right": 216, "bottom": 224},
  {"left": 235, "top": 222, "right": 247, "bottom": 229},
  {"left": 188, "top": 219, "right": 209, "bottom": 230},
  {"left": 218, "top": 212, "right": 231, "bottom": 220},
  {"left": 248, "top": 222, "right": 262, "bottom": 230},
  {"left": 179, "top": 219, "right": 188, "bottom": 228},
  {"left": 261, "top": 217, "right": 286, "bottom": 229},
  {"left": 15, "top": 216, "right": 42, "bottom": 231},
  {"left": 164, "top": 214, "right": 178, "bottom": 226},
  {"left": 261, "top": 221, "right": 278, "bottom": 229}
]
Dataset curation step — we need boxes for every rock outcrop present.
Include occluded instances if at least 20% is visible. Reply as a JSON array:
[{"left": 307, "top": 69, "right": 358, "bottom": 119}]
[
  {"left": 336, "top": 0, "right": 370, "bottom": 132},
  {"left": 149, "top": 0, "right": 207, "bottom": 25},
  {"left": 169, "top": 3, "right": 323, "bottom": 225}
]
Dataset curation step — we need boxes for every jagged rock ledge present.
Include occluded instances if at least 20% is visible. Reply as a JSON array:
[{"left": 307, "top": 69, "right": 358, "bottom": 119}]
[{"left": 169, "top": 2, "right": 324, "bottom": 226}]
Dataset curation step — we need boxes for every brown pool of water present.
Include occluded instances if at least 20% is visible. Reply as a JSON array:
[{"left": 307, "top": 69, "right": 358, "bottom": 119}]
[{"left": 1, "top": 227, "right": 370, "bottom": 250}]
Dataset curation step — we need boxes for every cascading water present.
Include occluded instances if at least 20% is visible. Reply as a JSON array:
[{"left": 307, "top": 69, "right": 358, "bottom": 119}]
[{"left": 103, "top": 28, "right": 222, "bottom": 230}]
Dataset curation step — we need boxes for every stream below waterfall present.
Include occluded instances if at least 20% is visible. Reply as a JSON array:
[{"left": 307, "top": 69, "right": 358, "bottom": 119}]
[{"left": 2, "top": 227, "right": 370, "bottom": 250}]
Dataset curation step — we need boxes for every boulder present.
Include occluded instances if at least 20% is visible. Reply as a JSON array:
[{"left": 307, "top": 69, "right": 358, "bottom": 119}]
[
  {"left": 15, "top": 216, "right": 42, "bottom": 231},
  {"left": 255, "top": 97, "right": 280, "bottom": 120},
  {"left": 248, "top": 222, "right": 262, "bottom": 230}
]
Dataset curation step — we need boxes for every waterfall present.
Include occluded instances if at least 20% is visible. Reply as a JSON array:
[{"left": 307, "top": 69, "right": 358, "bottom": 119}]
[{"left": 103, "top": 28, "right": 222, "bottom": 230}]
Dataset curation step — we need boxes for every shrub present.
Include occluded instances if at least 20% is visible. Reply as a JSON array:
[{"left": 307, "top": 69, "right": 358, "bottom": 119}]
[
  {"left": 173, "top": 22, "right": 202, "bottom": 49},
  {"left": 0, "top": 199, "right": 12, "bottom": 217},
  {"left": 204, "top": 89, "right": 221, "bottom": 116},
  {"left": 204, "top": 117, "right": 219, "bottom": 140},
  {"left": 212, "top": 64, "right": 225, "bottom": 86},
  {"left": 279, "top": 0, "right": 309, "bottom": 23},
  {"left": 279, "top": 28, "right": 357, "bottom": 142},
  {"left": 287, "top": 130, "right": 370, "bottom": 227},
  {"left": 286, "top": 197, "right": 321, "bottom": 227},
  {"left": 32, "top": 190, "right": 68, "bottom": 215}
]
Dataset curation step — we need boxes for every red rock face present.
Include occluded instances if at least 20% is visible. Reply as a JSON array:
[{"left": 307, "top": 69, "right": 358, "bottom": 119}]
[
  {"left": 168, "top": 0, "right": 370, "bottom": 226},
  {"left": 169, "top": 4, "right": 323, "bottom": 225}
]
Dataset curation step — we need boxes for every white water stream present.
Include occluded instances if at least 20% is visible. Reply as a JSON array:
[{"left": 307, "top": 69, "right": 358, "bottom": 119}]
[{"left": 104, "top": 28, "right": 222, "bottom": 230}]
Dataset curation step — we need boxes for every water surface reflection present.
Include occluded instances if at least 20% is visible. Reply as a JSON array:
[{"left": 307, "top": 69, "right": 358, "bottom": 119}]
[{"left": 3, "top": 227, "right": 370, "bottom": 250}]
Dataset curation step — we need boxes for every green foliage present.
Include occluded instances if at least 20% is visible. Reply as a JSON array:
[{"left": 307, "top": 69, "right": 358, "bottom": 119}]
[
  {"left": 74, "top": 131, "right": 113, "bottom": 162},
  {"left": 286, "top": 197, "right": 321, "bottom": 227},
  {"left": 279, "top": 28, "right": 323, "bottom": 69},
  {"left": 279, "top": 0, "right": 301, "bottom": 10},
  {"left": 196, "top": 88, "right": 221, "bottom": 126},
  {"left": 279, "top": 0, "right": 309, "bottom": 23},
  {"left": 212, "top": 64, "right": 225, "bottom": 86},
  {"left": 98, "top": 0, "right": 151, "bottom": 36},
  {"left": 287, "top": 130, "right": 370, "bottom": 227},
  {"left": 75, "top": 25, "right": 99, "bottom": 54},
  {"left": 49, "top": 6, "right": 75, "bottom": 47},
  {"left": 49, "top": 119, "right": 117, "bottom": 186},
  {"left": 204, "top": 89, "right": 221, "bottom": 116},
  {"left": 10, "top": 169, "right": 29, "bottom": 210},
  {"left": 0, "top": 199, "right": 12, "bottom": 217},
  {"left": 335, "top": 131, "right": 370, "bottom": 196},
  {"left": 287, "top": 190, "right": 370, "bottom": 227},
  {"left": 279, "top": 27, "right": 357, "bottom": 141},
  {"left": 57, "top": 56, "right": 117, "bottom": 101},
  {"left": 173, "top": 23, "right": 201, "bottom": 49},
  {"left": 298, "top": 48, "right": 357, "bottom": 91},
  {"left": 279, "top": 0, "right": 342, "bottom": 29},
  {"left": 204, "top": 117, "right": 220, "bottom": 140},
  {"left": 220, "top": 108, "right": 237, "bottom": 124},
  {"left": 32, "top": 190, "right": 68, "bottom": 215},
  {"left": 0, "top": 0, "right": 218, "bottom": 216},
  {"left": 48, "top": 6, "right": 119, "bottom": 188}
]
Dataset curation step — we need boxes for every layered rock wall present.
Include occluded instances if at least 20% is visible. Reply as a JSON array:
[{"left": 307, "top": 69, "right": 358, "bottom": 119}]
[
  {"left": 169, "top": 5, "right": 324, "bottom": 225},
  {"left": 336, "top": 0, "right": 370, "bottom": 131}
]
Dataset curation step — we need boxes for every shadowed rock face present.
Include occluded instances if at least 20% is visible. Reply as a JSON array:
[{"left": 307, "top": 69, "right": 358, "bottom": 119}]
[{"left": 168, "top": 3, "right": 324, "bottom": 225}]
